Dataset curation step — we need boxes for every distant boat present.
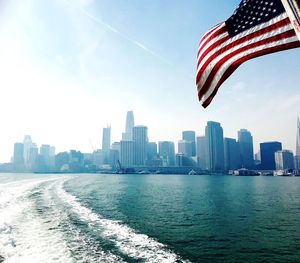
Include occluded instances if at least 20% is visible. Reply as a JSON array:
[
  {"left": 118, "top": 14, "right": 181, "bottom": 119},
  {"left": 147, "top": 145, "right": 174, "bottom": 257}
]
[
  {"left": 233, "top": 168, "right": 259, "bottom": 176},
  {"left": 138, "top": 170, "right": 151, "bottom": 174},
  {"left": 188, "top": 170, "right": 197, "bottom": 175},
  {"left": 273, "top": 170, "right": 293, "bottom": 176}
]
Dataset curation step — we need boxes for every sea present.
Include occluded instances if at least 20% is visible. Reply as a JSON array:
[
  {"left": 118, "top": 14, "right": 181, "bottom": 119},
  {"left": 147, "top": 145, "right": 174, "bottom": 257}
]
[{"left": 0, "top": 173, "right": 300, "bottom": 262}]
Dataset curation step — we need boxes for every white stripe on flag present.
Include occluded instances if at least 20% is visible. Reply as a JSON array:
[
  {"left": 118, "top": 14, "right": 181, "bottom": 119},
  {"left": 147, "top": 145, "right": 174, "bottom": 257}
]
[
  {"left": 200, "top": 35, "right": 299, "bottom": 104},
  {"left": 197, "top": 13, "right": 289, "bottom": 72},
  {"left": 198, "top": 24, "right": 225, "bottom": 52},
  {"left": 197, "top": 22, "right": 294, "bottom": 90}
]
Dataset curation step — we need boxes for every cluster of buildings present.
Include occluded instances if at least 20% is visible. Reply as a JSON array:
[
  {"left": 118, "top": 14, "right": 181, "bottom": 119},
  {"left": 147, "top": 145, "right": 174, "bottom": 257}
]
[{"left": 1, "top": 112, "right": 300, "bottom": 174}]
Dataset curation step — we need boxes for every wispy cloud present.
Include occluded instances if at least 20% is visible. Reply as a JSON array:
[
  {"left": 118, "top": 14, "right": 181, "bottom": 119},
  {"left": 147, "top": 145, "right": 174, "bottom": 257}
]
[
  {"left": 77, "top": 0, "right": 95, "bottom": 7},
  {"left": 63, "top": 0, "right": 173, "bottom": 67}
]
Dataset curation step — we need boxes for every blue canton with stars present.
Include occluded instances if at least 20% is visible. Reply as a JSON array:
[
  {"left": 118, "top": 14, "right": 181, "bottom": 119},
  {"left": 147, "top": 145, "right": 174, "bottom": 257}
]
[{"left": 225, "top": 0, "right": 286, "bottom": 37}]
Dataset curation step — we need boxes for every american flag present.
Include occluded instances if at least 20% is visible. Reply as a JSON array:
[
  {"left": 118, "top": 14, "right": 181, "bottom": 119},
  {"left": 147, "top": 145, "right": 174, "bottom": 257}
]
[{"left": 196, "top": 0, "right": 300, "bottom": 108}]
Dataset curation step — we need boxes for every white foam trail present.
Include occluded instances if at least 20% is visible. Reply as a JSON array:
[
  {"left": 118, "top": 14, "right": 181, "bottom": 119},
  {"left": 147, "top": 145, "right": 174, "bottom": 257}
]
[
  {"left": 42, "top": 181, "right": 123, "bottom": 263},
  {"left": 57, "top": 181, "right": 184, "bottom": 263},
  {"left": 0, "top": 177, "right": 74, "bottom": 262}
]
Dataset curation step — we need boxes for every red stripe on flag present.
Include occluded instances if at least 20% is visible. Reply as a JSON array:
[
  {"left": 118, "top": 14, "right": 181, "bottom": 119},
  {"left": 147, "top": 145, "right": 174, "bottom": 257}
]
[
  {"left": 201, "top": 41, "right": 300, "bottom": 108},
  {"left": 197, "top": 25, "right": 227, "bottom": 57},
  {"left": 197, "top": 29, "right": 296, "bottom": 100},
  {"left": 196, "top": 17, "right": 291, "bottom": 69},
  {"left": 198, "top": 24, "right": 221, "bottom": 45}
]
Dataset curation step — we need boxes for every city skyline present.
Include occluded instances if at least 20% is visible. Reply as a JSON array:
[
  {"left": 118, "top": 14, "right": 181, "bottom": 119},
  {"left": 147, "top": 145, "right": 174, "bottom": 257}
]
[
  {"left": 2, "top": 111, "right": 300, "bottom": 164},
  {"left": 3, "top": 111, "right": 300, "bottom": 174},
  {"left": 0, "top": 0, "right": 299, "bottom": 163}
]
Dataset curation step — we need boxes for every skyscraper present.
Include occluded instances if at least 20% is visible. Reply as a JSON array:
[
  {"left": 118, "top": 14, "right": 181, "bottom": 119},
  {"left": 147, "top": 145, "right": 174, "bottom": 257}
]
[
  {"left": 158, "top": 141, "right": 175, "bottom": 166},
  {"left": 224, "top": 138, "right": 240, "bottom": 171},
  {"left": 238, "top": 129, "right": 254, "bottom": 169},
  {"left": 182, "top": 131, "right": 196, "bottom": 156},
  {"left": 133, "top": 126, "right": 148, "bottom": 165},
  {"left": 28, "top": 144, "right": 38, "bottom": 170},
  {"left": 260, "top": 142, "right": 282, "bottom": 170},
  {"left": 205, "top": 121, "right": 224, "bottom": 172},
  {"left": 295, "top": 117, "right": 300, "bottom": 170},
  {"left": 23, "top": 135, "right": 33, "bottom": 168},
  {"left": 120, "top": 140, "right": 135, "bottom": 166},
  {"left": 275, "top": 150, "right": 295, "bottom": 170},
  {"left": 102, "top": 126, "right": 111, "bottom": 152},
  {"left": 196, "top": 136, "right": 206, "bottom": 169},
  {"left": 40, "top": 144, "right": 51, "bottom": 169},
  {"left": 102, "top": 126, "right": 111, "bottom": 164},
  {"left": 296, "top": 117, "right": 300, "bottom": 156},
  {"left": 122, "top": 111, "right": 135, "bottom": 141},
  {"left": 13, "top": 143, "right": 24, "bottom": 170},
  {"left": 147, "top": 142, "right": 158, "bottom": 161},
  {"left": 178, "top": 140, "right": 193, "bottom": 157}
]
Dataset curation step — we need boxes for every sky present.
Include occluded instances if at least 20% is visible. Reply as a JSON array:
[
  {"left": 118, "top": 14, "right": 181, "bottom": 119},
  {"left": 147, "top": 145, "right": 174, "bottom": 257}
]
[{"left": 0, "top": 0, "right": 299, "bottom": 162}]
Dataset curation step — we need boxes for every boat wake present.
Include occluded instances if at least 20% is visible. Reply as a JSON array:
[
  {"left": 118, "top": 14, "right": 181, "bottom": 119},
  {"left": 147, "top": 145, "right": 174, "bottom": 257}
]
[{"left": 0, "top": 176, "right": 185, "bottom": 262}]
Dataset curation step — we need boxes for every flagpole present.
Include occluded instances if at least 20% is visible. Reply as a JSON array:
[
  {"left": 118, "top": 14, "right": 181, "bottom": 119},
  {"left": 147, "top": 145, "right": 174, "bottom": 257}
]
[{"left": 281, "top": 0, "right": 300, "bottom": 41}]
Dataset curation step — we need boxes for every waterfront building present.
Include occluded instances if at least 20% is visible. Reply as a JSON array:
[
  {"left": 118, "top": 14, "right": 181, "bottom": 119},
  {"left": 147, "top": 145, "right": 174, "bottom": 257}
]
[
  {"left": 120, "top": 140, "right": 135, "bottom": 166},
  {"left": 260, "top": 141, "right": 282, "bottom": 170},
  {"left": 132, "top": 126, "right": 148, "bottom": 166},
  {"left": 111, "top": 142, "right": 121, "bottom": 155},
  {"left": 50, "top": 146, "right": 56, "bottom": 168},
  {"left": 122, "top": 111, "right": 135, "bottom": 141},
  {"left": 40, "top": 144, "right": 51, "bottom": 168},
  {"left": 275, "top": 150, "right": 295, "bottom": 170},
  {"left": 176, "top": 153, "right": 197, "bottom": 167},
  {"left": 178, "top": 140, "right": 193, "bottom": 157},
  {"left": 102, "top": 126, "right": 111, "bottom": 164},
  {"left": 147, "top": 142, "right": 158, "bottom": 161},
  {"left": 224, "top": 138, "right": 240, "bottom": 171},
  {"left": 238, "top": 129, "right": 254, "bottom": 169},
  {"left": 92, "top": 150, "right": 105, "bottom": 167},
  {"left": 158, "top": 141, "right": 175, "bottom": 166},
  {"left": 296, "top": 117, "right": 300, "bottom": 169},
  {"left": 109, "top": 149, "right": 119, "bottom": 168},
  {"left": 28, "top": 144, "right": 38, "bottom": 170},
  {"left": 55, "top": 152, "right": 69, "bottom": 171},
  {"left": 69, "top": 150, "right": 84, "bottom": 171},
  {"left": 23, "top": 135, "right": 33, "bottom": 169},
  {"left": 205, "top": 121, "right": 224, "bottom": 172},
  {"left": 102, "top": 126, "right": 111, "bottom": 151},
  {"left": 196, "top": 136, "right": 207, "bottom": 170},
  {"left": 83, "top": 153, "right": 93, "bottom": 170},
  {"left": 13, "top": 143, "right": 24, "bottom": 170},
  {"left": 182, "top": 131, "right": 196, "bottom": 156}
]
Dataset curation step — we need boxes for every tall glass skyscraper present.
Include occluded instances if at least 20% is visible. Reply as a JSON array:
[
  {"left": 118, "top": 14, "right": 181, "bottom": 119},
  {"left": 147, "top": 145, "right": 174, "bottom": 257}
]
[
  {"left": 23, "top": 135, "right": 33, "bottom": 168},
  {"left": 182, "top": 131, "right": 196, "bottom": 156},
  {"left": 238, "top": 129, "right": 254, "bottom": 169},
  {"left": 133, "top": 126, "right": 148, "bottom": 166},
  {"left": 13, "top": 142, "right": 24, "bottom": 170},
  {"left": 205, "top": 121, "right": 224, "bottom": 172},
  {"left": 260, "top": 141, "right": 282, "bottom": 170},
  {"left": 295, "top": 117, "right": 300, "bottom": 170},
  {"left": 122, "top": 111, "right": 135, "bottom": 141},
  {"left": 120, "top": 140, "right": 134, "bottom": 166},
  {"left": 178, "top": 140, "right": 193, "bottom": 157},
  {"left": 40, "top": 144, "right": 51, "bottom": 167},
  {"left": 102, "top": 126, "right": 111, "bottom": 152},
  {"left": 296, "top": 117, "right": 300, "bottom": 156},
  {"left": 102, "top": 126, "right": 111, "bottom": 164},
  {"left": 196, "top": 136, "right": 206, "bottom": 169},
  {"left": 158, "top": 141, "right": 175, "bottom": 166},
  {"left": 275, "top": 150, "right": 294, "bottom": 170},
  {"left": 224, "top": 138, "right": 240, "bottom": 170}
]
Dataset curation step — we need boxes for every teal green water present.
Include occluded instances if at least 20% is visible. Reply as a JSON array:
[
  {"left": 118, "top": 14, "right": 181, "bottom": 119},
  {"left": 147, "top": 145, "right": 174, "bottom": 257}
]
[{"left": 0, "top": 174, "right": 300, "bottom": 262}]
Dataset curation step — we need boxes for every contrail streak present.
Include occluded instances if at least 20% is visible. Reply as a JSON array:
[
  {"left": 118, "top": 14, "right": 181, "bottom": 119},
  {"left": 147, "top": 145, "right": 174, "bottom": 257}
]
[{"left": 64, "top": 0, "right": 173, "bottom": 66}]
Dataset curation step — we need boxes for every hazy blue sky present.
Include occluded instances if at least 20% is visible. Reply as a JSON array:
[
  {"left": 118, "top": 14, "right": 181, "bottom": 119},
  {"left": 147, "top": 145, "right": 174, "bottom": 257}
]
[{"left": 0, "top": 0, "right": 299, "bottom": 162}]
